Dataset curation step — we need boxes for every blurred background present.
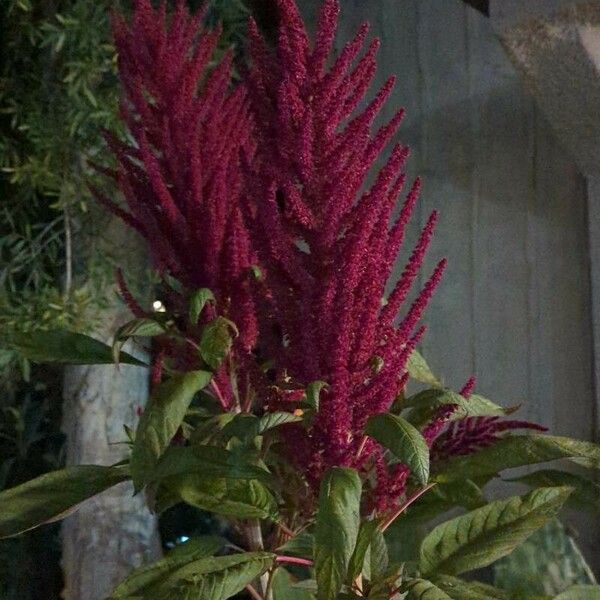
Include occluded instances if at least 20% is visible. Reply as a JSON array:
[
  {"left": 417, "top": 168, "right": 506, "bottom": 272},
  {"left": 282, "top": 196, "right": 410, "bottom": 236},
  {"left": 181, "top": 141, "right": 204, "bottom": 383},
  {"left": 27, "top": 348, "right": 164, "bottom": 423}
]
[{"left": 1, "top": 0, "right": 599, "bottom": 598}]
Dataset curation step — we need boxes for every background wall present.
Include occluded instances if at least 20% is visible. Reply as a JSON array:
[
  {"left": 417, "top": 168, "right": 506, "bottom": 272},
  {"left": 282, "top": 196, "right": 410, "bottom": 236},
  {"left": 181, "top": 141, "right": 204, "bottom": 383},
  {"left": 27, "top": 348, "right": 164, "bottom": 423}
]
[{"left": 303, "top": 0, "right": 597, "bottom": 567}]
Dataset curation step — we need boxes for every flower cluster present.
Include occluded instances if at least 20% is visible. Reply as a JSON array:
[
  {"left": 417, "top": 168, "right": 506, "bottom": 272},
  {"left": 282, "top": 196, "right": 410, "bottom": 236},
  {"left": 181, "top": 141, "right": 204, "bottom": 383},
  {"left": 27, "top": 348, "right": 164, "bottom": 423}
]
[
  {"left": 98, "top": 0, "right": 257, "bottom": 354},
  {"left": 104, "top": 0, "right": 544, "bottom": 514},
  {"left": 243, "top": 0, "right": 444, "bottom": 495}
]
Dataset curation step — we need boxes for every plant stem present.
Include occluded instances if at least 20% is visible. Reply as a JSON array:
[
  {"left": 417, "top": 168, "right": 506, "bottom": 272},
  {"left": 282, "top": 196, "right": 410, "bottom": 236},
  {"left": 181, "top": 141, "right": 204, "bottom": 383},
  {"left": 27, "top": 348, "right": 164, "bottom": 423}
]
[
  {"left": 380, "top": 483, "right": 436, "bottom": 532},
  {"left": 245, "top": 520, "right": 272, "bottom": 599},
  {"left": 210, "top": 380, "right": 229, "bottom": 411},
  {"left": 275, "top": 555, "right": 314, "bottom": 567},
  {"left": 245, "top": 584, "right": 263, "bottom": 600}
]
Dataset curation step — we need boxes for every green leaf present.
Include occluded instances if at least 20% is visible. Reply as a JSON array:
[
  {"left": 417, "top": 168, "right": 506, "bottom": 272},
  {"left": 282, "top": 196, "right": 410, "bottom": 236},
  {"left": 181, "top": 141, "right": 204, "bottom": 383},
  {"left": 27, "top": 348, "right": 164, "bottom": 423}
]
[
  {"left": 366, "top": 527, "right": 389, "bottom": 582},
  {"left": 151, "top": 445, "right": 271, "bottom": 483},
  {"left": 347, "top": 519, "right": 380, "bottom": 583},
  {"left": 6, "top": 329, "right": 146, "bottom": 366},
  {"left": 276, "top": 532, "right": 315, "bottom": 559},
  {"left": 259, "top": 411, "right": 303, "bottom": 433},
  {"left": 304, "top": 381, "right": 328, "bottom": 410},
  {"left": 407, "top": 350, "right": 441, "bottom": 387},
  {"left": 220, "top": 414, "right": 260, "bottom": 441},
  {"left": 272, "top": 568, "right": 316, "bottom": 600},
  {"left": 0, "top": 465, "right": 128, "bottom": 538},
  {"left": 404, "top": 578, "right": 453, "bottom": 599},
  {"left": 366, "top": 413, "right": 430, "bottom": 485},
  {"left": 432, "top": 575, "right": 509, "bottom": 599},
  {"left": 314, "top": 467, "right": 362, "bottom": 600},
  {"left": 419, "top": 487, "right": 572, "bottom": 576},
  {"left": 506, "top": 469, "right": 600, "bottom": 514},
  {"left": 130, "top": 370, "right": 212, "bottom": 490},
  {"left": 199, "top": 316, "right": 237, "bottom": 369},
  {"left": 189, "top": 288, "right": 215, "bottom": 325},
  {"left": 404, "top": 389, "right": 508, "bottom": 426},
  {"left": 555, "top": 586, "right": 600, "bottom": 599},
  {"left": 434, "top": 435, "right": 600, "bottom": 482},
  {"left": 430, "top": 480, "right": 486, "bottom": 510},
  {"left": 110, "top": 536, "right": 225, "bottom": 597},
  {"left": 113, "top": 318, "right": 166, "bottom": 364},
  {"left": 152, "top": 552, "right": 275, "bottom": 600},
  {"left": 164, "top": 473, "right": 278, "bottom": 520}
]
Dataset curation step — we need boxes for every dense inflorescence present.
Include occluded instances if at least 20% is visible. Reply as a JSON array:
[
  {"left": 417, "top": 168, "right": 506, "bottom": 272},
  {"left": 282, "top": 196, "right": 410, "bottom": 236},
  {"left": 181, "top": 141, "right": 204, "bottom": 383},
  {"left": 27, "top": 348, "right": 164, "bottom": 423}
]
[
  {"left": 243, "top": 0, "right": 445, "bottom": 500},
  {"left": 98, "top": 0, "right": 264, "bottom": 407},
  {"left": 104, "top": 0, "right": 546, "bottom": 515},
  {"left": 99, "top": 0, "right": 258, "bottom": 353}
]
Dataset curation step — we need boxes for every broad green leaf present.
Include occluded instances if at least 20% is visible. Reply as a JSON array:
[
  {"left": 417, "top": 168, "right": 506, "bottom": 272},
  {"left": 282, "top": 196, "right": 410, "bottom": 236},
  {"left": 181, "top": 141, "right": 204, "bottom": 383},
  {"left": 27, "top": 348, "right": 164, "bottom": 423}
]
[
  {"left": 347, "top": 519, "right": 380, "bottom": 583},
  {"left": 366, "top": 527, "right": 389, "bottom": 582},
  {"left": 430, "top": 480, "right": 486, "bottom": 510},
  {"left": 199, "top": 316, "right": 237, "bottom": 369},
  {"left": 272, "top": 568, "right": 316, "bottom": 600},
  {"left": 404, "top": 578, "right": 452, "bottom": 599},
  {"left": 407, "top": 350, "right": 441, "bottom": 387},
  {"left": 367, "top": 563, "right": 404, "bottom": 599},
  {"left": 555, "top": 585, "right": 600, "bottom": 599},
  {"left": 113, "top": 318, "right": 166, "bottom": 364},
  {"left": 432, "top": 575, "right": 509, "bottom": 599},
  {"left": 0, "top": 465, "right": 128, "bottom": 538},
  {"left": 419, "top": 487, "right": 572, "bottom": 576},
  {"left": 304, "top": 381, "right": 328, "bottom": 410},
  {"left": 277, "top": 532, "right": 315, "bottom": 559},
  {"left": 130, "top": 370, "right": 211, "bottom": 490},
  {"left": 110, "top": 536, "right": 225, "bottom": 597},
  {"left": 220, "top": 414, "right": 260, "bottom": 441},
  {"left": 434, "top": 435, "right": 600, "bottom": 482},
  {"left": 189, "top": 288, "right": 215, "bottom": 325},
  {"left": 152, "top": 551, "right": 275, "bottom": 600},
  {"left": 366, "top": 413, "right": 429, "bottom": 485},
  {"left": 506, "top": 469, "right": 600, "bottom": 514},
  {"left": 165, "top": 473, "right": 278, "bottom": 520},
  {"left": 259, "top": 411, "right": 303, "bottom": 433},
  {"left": 404, "top": 389, "right": 508, "bottom": 426},
  {"left": 151, "top": 445, "right": 271, "bottom": 483},
  {"left": 6, "top": 329, "right": 146, "bottom": 366},
  {"left": 314, "top": 467, "right": 362, "bottom": 600}
]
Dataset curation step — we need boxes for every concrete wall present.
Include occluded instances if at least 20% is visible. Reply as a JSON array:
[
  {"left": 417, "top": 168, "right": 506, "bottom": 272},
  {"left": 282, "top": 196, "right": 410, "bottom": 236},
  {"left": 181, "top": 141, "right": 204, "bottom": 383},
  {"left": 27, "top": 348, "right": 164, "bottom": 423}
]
[{"left": 303, "top": 0, "right": 597, "bottom": 565}]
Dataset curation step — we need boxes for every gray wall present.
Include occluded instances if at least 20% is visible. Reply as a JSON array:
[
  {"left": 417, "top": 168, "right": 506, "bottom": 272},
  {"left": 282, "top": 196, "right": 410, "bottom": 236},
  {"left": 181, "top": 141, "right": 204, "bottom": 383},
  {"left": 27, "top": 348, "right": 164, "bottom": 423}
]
[{"left": 303, "top": 0, "right": 597, "bottom": 565}]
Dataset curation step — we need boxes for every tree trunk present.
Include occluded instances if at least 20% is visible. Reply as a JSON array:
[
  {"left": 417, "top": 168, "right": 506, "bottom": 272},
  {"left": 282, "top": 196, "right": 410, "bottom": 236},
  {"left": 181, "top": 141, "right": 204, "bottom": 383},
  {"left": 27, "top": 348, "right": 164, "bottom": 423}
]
[{"left": 61, "top": 215, "right": 161, "bottom": 600}]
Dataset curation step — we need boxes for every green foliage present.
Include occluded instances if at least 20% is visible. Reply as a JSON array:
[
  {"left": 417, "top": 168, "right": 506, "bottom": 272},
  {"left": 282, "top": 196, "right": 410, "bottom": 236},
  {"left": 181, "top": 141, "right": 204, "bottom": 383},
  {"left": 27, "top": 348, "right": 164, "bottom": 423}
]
[
  {"left": 137, "top": 552, "right": 275, "bottom": 600},
  {"left": 188, "top": 288, "right": 216, "bottom": 325},
  {"left": 109, "top": 535, "right": 226, "bottom": 598},
  {"left": 130, "top": 370, "right": 212, "bottom": 490},
  {"left": 314, "top": 468, "right": 362, "bottom": 600},
  {"left": 407, "top": 350, "right": 442, "bottom": 388},
  {"left": 434, "top": 435, "right": 600, "bottom": 481},
  {"left": 366, "top": 413, "right": 430, "bottom": 485},
  {"left": 6, "top": 328, "right": 146, "bottom": 366},
  {"left": 419, "top": 487, "right": 572, "bottom": 576},
  {"left": 4, "top": 305, "right": 600, "bottom": 599},
  {"left": 199, "top": 317, "right": 238, "bottom": 370},
  {"left": 0, "top": 464, "right": 128, "bottom": 538}
]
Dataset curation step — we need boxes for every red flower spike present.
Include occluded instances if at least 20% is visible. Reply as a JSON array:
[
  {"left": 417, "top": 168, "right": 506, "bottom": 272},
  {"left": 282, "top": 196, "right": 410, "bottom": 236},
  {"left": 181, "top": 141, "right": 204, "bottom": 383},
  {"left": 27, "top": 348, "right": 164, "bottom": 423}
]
[{"left": 244, "top": 0, "right": 446, "bottom": 501}]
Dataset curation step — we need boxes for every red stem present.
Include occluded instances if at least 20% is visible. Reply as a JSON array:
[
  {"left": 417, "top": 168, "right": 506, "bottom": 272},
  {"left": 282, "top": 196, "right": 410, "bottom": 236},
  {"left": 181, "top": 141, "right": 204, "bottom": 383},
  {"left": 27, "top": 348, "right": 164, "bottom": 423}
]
[
  {"left": 276, "top": 555, "right": 314, "bottom": 567},
  {"left": 210, "top": 380, "right": 229, "bottom": 410},
  {"left": 380, "top": 482, "right": 436, "bottom": 532}
]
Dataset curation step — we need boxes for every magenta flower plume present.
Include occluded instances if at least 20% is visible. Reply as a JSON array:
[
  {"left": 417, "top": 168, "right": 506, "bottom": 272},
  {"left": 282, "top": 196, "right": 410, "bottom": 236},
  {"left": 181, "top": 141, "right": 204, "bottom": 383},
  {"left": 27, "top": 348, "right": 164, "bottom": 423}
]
[
  {"left": 244, "top": 0, "right": 446, "bottom": 492},
  {"left": 99, "top": 0, "right": 258, "bottom": 354}
]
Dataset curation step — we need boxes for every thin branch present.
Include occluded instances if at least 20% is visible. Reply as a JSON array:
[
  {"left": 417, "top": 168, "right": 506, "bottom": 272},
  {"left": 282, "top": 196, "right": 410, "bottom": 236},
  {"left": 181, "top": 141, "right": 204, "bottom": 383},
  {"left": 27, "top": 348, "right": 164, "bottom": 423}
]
[
  {"left": 276, "top": 555, "right": 314, "bottom": 567},
  {"left": 63, "top": 203, "right": 72, "bottom": 299},
  {"left": 380, "top": 482, "right": 436, "bottom": 532},
  {"left": 245, "top": 583, "right": 263, "bottom": 600}
]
